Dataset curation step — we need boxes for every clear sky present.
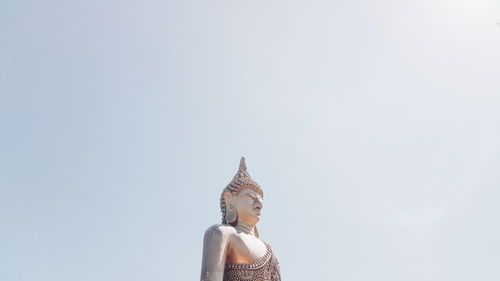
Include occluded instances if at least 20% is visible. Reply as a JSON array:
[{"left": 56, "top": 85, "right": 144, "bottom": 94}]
[{"left": 1, "top": 0, "right": 500, "bottom": 281}]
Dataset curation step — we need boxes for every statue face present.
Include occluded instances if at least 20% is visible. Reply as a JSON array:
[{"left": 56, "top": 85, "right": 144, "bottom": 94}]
[{"left": 230, "top": 187, "right": 264, "bottom": 225}]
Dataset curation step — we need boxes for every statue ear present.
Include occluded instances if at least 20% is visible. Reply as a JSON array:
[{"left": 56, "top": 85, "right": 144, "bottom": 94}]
[{"left": 223, "top": 192, "right": 237, "bottom": 225}]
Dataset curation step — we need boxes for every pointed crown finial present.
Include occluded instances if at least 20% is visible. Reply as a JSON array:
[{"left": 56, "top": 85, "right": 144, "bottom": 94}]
[{"left": 239, "top": 157, "right": 247, "bottom": 171}]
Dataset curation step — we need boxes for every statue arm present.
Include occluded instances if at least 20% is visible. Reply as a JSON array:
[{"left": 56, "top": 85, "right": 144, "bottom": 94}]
[{"left": 200, "top": 225, "right": 231, "bottom": 281}]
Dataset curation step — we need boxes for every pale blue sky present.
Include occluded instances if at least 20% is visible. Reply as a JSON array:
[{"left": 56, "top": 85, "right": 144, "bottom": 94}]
[{"left": 1, "top": 1, "right": 500, "bottom": 281}]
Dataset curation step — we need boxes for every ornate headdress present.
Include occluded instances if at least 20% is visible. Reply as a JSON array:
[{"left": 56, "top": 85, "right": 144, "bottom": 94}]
[{"left": 220, "top": 157, "right": 264, "bottom": 224}]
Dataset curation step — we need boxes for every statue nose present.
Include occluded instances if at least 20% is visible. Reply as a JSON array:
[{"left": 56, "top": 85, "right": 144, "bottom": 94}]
[{"left": 254, "top": 199, "right": 263, "bottom": 209}]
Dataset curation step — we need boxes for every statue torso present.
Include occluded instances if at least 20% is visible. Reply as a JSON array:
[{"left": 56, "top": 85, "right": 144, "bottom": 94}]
[{"left": 223, "top": 226, "right": 281, "bottom": 281}]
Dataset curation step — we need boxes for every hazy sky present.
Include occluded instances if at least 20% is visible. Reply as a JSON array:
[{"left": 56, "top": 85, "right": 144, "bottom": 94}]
[{"left": 1, "top": 1, "right": 500, "bottom": 281}]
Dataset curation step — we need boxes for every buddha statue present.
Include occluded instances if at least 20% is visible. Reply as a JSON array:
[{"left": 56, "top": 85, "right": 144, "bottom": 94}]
[{"left": 200, "top": 157, "right": 281, "bottom": 281}]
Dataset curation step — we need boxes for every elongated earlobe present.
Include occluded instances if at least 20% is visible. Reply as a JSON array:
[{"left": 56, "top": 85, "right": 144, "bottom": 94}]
[{"left": 225, "top": 203, "right": 238, "bottom": 225}]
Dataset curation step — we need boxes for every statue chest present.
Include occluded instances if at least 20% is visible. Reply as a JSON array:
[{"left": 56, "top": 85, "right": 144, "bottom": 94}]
[{"left": 226, "top": 234, "right": 268, "bottom": 264}]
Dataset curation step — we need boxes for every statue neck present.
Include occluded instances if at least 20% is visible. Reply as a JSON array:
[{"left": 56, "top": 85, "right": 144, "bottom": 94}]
[{"left": 235, "top": 220, "right": 256, "bottom": 235}]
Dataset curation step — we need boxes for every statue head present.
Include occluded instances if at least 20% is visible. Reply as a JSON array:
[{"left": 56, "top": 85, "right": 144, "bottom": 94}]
[{"left": 220, "top": 157, "right": 264, "bottom": 228}]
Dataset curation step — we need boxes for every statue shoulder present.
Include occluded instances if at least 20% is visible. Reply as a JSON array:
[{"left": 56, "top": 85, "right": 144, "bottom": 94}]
[
  {"left": 205, "top": 224, "right": 236, "bottom": 236},
  {"left": 204, "top": 224, "right": 236, "bottom": 239}
]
